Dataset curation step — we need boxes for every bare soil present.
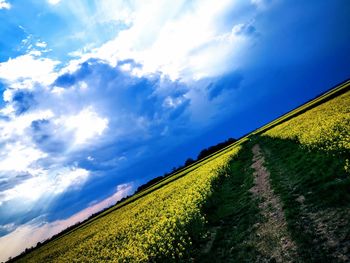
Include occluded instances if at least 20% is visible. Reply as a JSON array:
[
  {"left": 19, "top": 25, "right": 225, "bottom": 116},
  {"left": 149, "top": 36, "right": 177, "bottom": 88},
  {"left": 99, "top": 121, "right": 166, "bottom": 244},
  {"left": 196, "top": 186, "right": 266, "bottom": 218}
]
[
  {"left": 301, "top": 205, "right": 350, "bottom": 262},
  {"left": 249, "top": 144, "right": 298, "bottom": 262}
]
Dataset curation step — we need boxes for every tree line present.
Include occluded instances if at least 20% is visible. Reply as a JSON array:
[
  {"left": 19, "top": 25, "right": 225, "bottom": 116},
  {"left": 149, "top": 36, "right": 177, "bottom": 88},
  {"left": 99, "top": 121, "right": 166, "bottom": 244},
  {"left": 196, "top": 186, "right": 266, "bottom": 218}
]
[{"left": 135, "top": 137, "right": 236, "bottom": 193}]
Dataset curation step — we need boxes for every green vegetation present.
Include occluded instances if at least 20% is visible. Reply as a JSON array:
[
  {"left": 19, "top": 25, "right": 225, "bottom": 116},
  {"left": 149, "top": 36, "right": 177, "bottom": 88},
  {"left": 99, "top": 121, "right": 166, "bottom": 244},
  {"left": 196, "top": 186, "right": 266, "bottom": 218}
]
[
  {"left": 258, "top": 136, "right": 349, "bottom": 262},
  {"left": 195, "top": 141, "right": 262, "bottom": 262}
]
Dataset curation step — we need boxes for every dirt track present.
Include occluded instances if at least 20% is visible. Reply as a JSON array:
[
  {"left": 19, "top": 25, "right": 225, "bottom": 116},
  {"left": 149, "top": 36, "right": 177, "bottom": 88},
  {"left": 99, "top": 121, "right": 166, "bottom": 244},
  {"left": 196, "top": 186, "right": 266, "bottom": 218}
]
[{"left": 250, "top": 144, "right": 298, "bottom": 263}]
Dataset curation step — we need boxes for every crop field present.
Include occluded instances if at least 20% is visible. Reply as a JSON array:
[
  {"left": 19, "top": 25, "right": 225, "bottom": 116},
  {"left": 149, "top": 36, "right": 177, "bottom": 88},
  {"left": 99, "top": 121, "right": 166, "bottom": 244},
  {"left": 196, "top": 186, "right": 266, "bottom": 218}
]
[
  {"left": 16, "top": 146, "right": 240, "bottom": 262},
  {"left": 12, "top": 81, "right": 350, "bottom": 263},
  {"left": 263, "top": 89, "right": 350, "bottom": 164}
]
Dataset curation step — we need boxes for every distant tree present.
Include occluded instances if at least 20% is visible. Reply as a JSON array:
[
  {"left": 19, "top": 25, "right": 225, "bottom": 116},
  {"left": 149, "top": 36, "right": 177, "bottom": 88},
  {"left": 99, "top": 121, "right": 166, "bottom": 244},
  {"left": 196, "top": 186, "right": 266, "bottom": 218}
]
[
  {"left": 185, "top": 158, "right": 195, "bottom": 166},
  {"left": 197, "top": 137, "right": 236, "bottom": 160},
  {"left": 135, "top": 176, "right": 164, "bottom": 193}
]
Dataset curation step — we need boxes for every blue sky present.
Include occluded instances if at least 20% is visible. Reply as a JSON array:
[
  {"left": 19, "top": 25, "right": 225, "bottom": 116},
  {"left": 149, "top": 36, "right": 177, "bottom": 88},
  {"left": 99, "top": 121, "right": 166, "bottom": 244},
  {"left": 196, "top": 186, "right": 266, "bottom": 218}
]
[{"left": 0, "top": 0, "right": 349, "bottom": 260}]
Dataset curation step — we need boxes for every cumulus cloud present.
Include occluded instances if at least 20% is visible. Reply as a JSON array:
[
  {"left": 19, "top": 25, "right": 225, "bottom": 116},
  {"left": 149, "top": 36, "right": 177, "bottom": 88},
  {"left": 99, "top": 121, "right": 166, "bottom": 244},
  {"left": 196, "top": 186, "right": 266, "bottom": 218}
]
[
  {"left": 49, "top": 59, "right": 191, "bottom": 137},
  {"left": 0, "top": 105, "right": 106, "bottom": 210},
  {"left": 0, "top": 142, "right": 47, "bottom": 173},
  {"left": 0, "top": 183, "right": 133, "bottom": 262},
  {"left": 207, "top": 72, "right": 243, "bottom": 100},
  {"left": 0, "top": 55, "right": 191, "bottom": 220},
  {"left": 0, "top": 53, "right": 60, "bottom": 90},
  {"left": 0, "top": 58, "right": 111, "bottom": 218},
  {"left": 0, "top": 0, "right": 10, "bottom": 10}
]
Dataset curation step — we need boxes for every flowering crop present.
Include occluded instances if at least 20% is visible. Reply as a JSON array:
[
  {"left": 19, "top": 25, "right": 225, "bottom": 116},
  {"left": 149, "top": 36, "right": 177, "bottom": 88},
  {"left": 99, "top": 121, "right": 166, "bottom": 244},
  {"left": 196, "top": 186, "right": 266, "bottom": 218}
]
[
  {"left": 263, "top": 90, "right": 350, "bottom": 172},
  {"left": 18, "top": 146, "right": 241, "bottom": 262},
  {"left": 263, "top": 91, "right": 350, "bottom": 152}
]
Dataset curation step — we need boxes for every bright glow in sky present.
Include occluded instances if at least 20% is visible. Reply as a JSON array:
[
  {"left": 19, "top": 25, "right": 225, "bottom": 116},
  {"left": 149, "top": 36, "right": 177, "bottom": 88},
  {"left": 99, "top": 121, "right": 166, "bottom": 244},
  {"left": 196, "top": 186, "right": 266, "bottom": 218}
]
[{"left": 0, "top": 0, "right": 349, "bottom": 261}]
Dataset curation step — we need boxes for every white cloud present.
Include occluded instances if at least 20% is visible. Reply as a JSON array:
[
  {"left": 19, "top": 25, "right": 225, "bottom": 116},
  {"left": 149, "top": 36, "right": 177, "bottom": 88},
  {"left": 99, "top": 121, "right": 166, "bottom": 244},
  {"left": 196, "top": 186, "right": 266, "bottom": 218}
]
[
  {"left": 0, "top": 105, "right": 107, "bottom": 207},
  {"left": 0, "top": 52, "right": 109, "bottom": 210},
  {"left": 0, "top": 54, "right": 60, "bottom": 89},
  {"left": 0, "top": 183, "right": 133, "bottom": 262},
  {"left": 0, "top": 0, "right": 11, "bottom": 9},
  {"left": 52, "top": 167, "right": 90, "bottom": 194},
  {"left": 0, "top": 110, "right": 54, "bottom": 182},
  {"left": 0, "top": 143, "right": 47, "bottom": 172},
  {"left": 0, "top": 101, "right": 110, "bottom": 206},
  {"left": 58, "top": 106, "right": 109, "bottom": 146},
  {"left": 0, "top": 109, "right": 54, "bottom": 134},
  {"left": 35, "top": 41, "right": 47, "bottom": 48},
  {"left": 28, "top": 50, "right": 42, "bottom": 57}
]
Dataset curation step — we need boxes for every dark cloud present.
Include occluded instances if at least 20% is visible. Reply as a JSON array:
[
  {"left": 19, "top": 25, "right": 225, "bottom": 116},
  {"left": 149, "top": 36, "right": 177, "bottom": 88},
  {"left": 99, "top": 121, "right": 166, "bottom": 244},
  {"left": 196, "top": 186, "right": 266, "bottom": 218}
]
[
  {"left": 12, "top": 91, "right": 35, "bottom": 114},
  {"left": 207, "top": 72, "right": 243, "bottom": 100},
  {"left": 117, "top": 59, "right": 142, "bottom": 68},
  {"left": 30, "top": 119, "right": 68, "bottom": 154},
  {"left": 54, "top": 60, "right": 94, "bottom": 87},
  {"left": 0, "top": 173, "right": 31, "bottom": 192},
  {"left": 169, "top": 99, "right": 190, "bottom": 120},
  {"left": 0, "top": 223, "right": 16, "bottom": 237},
  {"left": 50, "top": 59, "right": 190, "bottom": 123}
]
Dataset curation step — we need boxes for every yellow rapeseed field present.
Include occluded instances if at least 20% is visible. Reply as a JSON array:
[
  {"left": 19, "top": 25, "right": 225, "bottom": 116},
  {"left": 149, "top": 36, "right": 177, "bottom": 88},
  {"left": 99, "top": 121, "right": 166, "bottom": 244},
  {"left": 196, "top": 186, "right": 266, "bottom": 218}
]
[
  {"left": 263, "top": 91, "right": 350, "bottom": 170},
  {"left": 263, "top": 91, "right": 350, "bottom": 153},
  {"left": 19, "top": 146, "right": 241, "bottom": 262}
]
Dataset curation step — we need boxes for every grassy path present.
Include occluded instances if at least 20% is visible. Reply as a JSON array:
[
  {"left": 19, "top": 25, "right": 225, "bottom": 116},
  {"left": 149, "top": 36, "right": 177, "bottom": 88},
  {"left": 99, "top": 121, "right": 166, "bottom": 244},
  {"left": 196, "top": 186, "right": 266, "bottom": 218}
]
[
  {"left": 195, "top": 142, "right": 299, "bottom": 262},
  {"left": 194, "top": 142, "right": 260, "bottom": 262},
  {"left": 249, "top": 144, "right": 298, "bottom": 262}
]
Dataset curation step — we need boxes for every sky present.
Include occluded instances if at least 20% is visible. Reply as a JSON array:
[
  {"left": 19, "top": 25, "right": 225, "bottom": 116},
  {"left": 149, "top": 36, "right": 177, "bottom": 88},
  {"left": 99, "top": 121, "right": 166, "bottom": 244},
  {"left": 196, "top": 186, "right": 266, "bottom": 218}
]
[{"left": 0, "top": 0, "right": 349, "bottom": 261}]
